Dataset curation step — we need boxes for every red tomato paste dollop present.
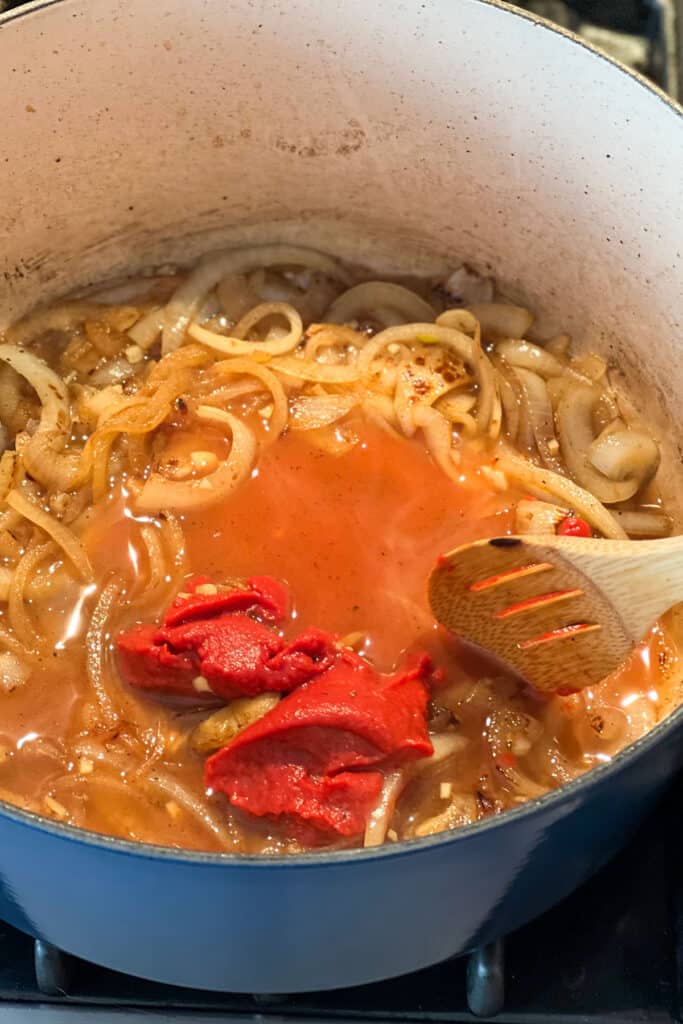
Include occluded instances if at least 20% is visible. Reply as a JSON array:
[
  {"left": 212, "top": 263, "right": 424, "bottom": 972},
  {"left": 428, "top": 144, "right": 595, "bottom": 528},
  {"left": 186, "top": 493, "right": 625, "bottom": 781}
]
[
  {"left": 117, "top": 575, "right": 337, "bottom": 700},
  {"left": 206, "top": 650, "right": 434, "bottom": 837},
  {"left": 117, "top": 576, "right": 435, "bottom": 839}
]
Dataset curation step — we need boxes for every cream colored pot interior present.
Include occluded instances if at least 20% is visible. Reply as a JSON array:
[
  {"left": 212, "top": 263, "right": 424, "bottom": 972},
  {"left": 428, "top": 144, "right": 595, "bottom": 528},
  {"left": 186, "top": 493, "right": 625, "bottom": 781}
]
[{"left": 0, "top": 1, "right": 682, "bottom": 622}]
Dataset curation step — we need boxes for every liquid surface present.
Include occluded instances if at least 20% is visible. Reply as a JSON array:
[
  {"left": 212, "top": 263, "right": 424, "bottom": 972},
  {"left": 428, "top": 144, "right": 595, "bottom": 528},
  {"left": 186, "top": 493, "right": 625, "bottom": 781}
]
[
  {"left": 0, "top": 245, "right": 675, "bottom": 854},
  {"left": 0, "top": 419, "right": 672, "bottom": 852}
]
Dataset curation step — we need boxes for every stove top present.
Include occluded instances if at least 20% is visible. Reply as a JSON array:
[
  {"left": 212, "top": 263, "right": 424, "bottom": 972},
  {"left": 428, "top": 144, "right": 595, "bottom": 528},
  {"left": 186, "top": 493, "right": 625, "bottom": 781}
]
[
  {"left": 515, "top": 0, "right": 681, "bottom": 99},
  {"left": 0, "top": 0, "right": 682, "bottom": 1020},
  {"left": 0, "top": 781, "right": 679, "bottom": 1021}
]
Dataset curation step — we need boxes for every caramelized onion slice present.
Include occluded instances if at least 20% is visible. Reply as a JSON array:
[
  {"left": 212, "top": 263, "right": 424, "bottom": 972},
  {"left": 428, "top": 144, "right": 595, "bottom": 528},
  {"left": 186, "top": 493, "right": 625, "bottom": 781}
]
[
  {"left": 359, "top": 323, "right": 473, "bottom": 372},
  {"left": 512, "top": 367, "right": 563, "bottom": 472},
  {"left": 0, "top": 344, "right": 69, "bottom": 433},
  {"left": 290, "top": 394, "right": 357, "bottom": 431},
  {"left": 188, "top": 302, "right": 303, "bottom": 357},
  {"left": 611, "top": 508, "right": 672, "bottom": 538},
  {"left": 515, "top": 498, "right": 568, "bottom": 535},
  {"left": 555, "top": 383, "right": 651, "bottom": 503},
  {"left": 326, "top": 282, "right": 435, "bottom": 326},
  {"left": 413, "top": 405, "right": 461, "bottom": 477},
  {"left": 21, "top": 430, "right": 83, "bottom": 493},
  {"left": 589, "top": 427, "right": 660, "bottom": 485},
  {"left": 212, "top": 358, "right": 289, "bottom": 439},
  {"left": 496, "top": 339, "right": 565, "bottom": 379},
  {"left": 468, "top": 303, "right": 533, "bottom": 342},
  {"left": 6, "top": 488, "right": 93, "bottom": 581},
  {"left": 363, "top": 770, "right": 407, "bottom": 848},
  {"left": 162, "top": 244, "right": 350, "bottom": 353},
  {"left": 440, "top": 266, "right": 494, "bottom": 306},
  {"left": 191, "top": 694, "right": 280, "bottom": 755},
  {"left": 498, "top": 452, "right": 626, "bottom": 539},
  {"left": 6, "top": 302, "right": 131, "bottom": 347},
  {"left": 270, "top": 355, "right": 362, "bottom": 384},
  {"left": 127, "top": 307, "right": 165, "bottom": 349},
  {"left": 134, "top": 410, "right": 257, "bottom": 512},
  {"left": 359, "top": 322, "right": 498, "bottom": 433}
]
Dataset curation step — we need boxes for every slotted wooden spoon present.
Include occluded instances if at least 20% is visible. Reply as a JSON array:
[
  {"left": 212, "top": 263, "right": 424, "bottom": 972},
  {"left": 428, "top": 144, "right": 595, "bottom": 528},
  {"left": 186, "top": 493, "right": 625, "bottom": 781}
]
[{"left": 428, "top": 534, "right": 683, "bottom": 693}]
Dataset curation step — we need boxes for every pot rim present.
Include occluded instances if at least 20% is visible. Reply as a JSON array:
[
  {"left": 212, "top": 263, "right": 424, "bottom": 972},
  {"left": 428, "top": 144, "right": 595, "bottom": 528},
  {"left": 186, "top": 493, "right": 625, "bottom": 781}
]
[{"left": 0, "top": 0, "right": 682, "bottom": 868}]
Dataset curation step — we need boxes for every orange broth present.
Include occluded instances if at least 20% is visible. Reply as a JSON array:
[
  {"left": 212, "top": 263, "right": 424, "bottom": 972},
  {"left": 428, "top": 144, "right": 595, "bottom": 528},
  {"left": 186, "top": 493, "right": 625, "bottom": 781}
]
[{"left": 0, "top": 418, "right": 674, "bottom": 852}]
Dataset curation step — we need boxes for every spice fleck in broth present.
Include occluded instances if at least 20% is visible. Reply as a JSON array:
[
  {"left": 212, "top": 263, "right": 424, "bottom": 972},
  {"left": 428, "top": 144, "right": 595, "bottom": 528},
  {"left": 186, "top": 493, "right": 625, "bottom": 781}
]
[{"left": 0, "top": 245, "right": 676, "bottom": 853}]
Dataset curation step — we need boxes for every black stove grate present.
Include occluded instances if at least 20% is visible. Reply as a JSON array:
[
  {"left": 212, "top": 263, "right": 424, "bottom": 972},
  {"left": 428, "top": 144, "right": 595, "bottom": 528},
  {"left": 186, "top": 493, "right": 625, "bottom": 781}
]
[{"left": 0, "top": 782, "right": 679, "bottom": 1021}]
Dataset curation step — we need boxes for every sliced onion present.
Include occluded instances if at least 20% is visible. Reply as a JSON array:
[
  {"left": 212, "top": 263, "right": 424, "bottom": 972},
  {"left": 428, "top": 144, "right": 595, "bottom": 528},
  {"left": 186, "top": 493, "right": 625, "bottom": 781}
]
[
  {"left": 413, "top": 405, "right": 461, "bottom": 477},
  {"left": 6, "top": 488, "right": 93, "bottom": 580},
  {"left": 436, "top": 308, "right": 480, "bottom": 336},
  {"left": 212, "top": 357, "right": 289, "bottom": 438},
  {"left": 0, "top": 567, "right": 12, "bottom": 602},
  {"left": 326, "top": 282, "right": 435, "bottom": 326},
  {"left": 392, "top": 351, "right": 467, "bottom": 437},
  {"left": 216, "top": 273, "right": 260, "bottom": 321},
  {"left": 304, "top": 323, "right": 361, "bottom": 356},
  {"left": 426, "top": 731, "right": 469, "bottom": 763},
  {"left": 358, "top": 322, "right": 497, "bottom": 432},
  {"left": 188, "top": 302, "right": 303, "bottom": 357},
  {"left": 0, "top": 344, "right": 69, "bottom": 433},
  {"left": 515, "top": 497, "right": 568, "bottom": 535},
  {"left": 77, "top": 383, "right": 130, "bottom": 429},
  {"left": 611, "top": 508, "right": 673, "bottom": 538},
  {"left": 363, "top": 770, "right": 407, "bottom": 848},
  {"left": 571, "top": 352, "right": 607, "bottom": 382},
  {"left": 6, "top": 302, "right": 110, "bottom": 346},
  {"left": 489, "top": 385, "right": 503, "bottom": 440},
  {"left": 305, "top": 424, "right": 359, "bottom": 456},
  {"left": 435, "top": 392, "right": 477, "bottom": 434},
  {"left": 497, "top": 452, "right": 626, "bottom": 539},
  {"left": 248, "top": 269, "right": 302, "bottom": 305},
  {"left": 513, "top": 367, "right": 564, "bottom": 472},
  {"left": 471, "top": 332, "right": 499, "bottom": 437},
  {"left": 593, "top": 391, "right": 621, "bottom": 432},
  {"left": 8, "top": 541, "right": 53, "bottom": 651},
  {"left": 544, "top": 334, "right": 572, "bottom": 358},
  {"left": 0, "top": 365, "right": 22, "bottom": 427},
  {"left": 0, "top": 451, "right": 16, "bottom": 501},
  {"left": 89, "top": 357, "right": 137, "bottom": 389},
  {"left": 440, "top": 266, "right": 494, "bottom": 306},
  {"left": 290, "top": 394, "right": 357, "bottom": 431},
  {"left": 361, "top": 393, "right": 401, "bottom": 435},
  {"left": 589, "top": 427, "right": 660, "bottom": 485},
  {"left": 128, "top": 306, "right": 165, "bottom": 349},
  {"left": 555, "top": 383, "right": 644, "bottom": 503},
  {"left": 413, "top": 792, "right": 479, "bottom": 838},
  {"left": 21, "top": 430, "right": 83, "bottom": 492},
  {"left": 145, "top": 769, "right": 236, "bottom": 848},
  {"left": 191, "top": 694, "right": 280, "bottom": 755},
  {"left": 496, "top": 339, "right": 566, "bottom": 379},
  {"left": 270, "top": 355, "right": 361, "bottom": 384},
  {"left": 135, "top": 410, "right": 256, "bottom": 512},
  {"left": 358, "top": 323, "right": 473, "bottom": 373},
  {"left": 0, "top": 651, "right": 29, "bottom": 693},
  {"left": 86, "top": 576, "right": 126, "bottom": 728},
  {"left": 162, "top": 245, "right": 350, "bottom": 353},
  {"left": 468, "top": 302, "right": 533, "bottom": 341},
  {"left": 491, "top": 356, "right": 521, "bottom": 442}
]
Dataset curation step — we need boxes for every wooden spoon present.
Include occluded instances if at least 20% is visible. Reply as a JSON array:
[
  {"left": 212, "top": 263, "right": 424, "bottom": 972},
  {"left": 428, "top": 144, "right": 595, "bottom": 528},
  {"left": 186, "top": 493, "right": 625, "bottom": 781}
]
[{"left": 428, "top": 534, "right": 683, "bottom": 693}]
